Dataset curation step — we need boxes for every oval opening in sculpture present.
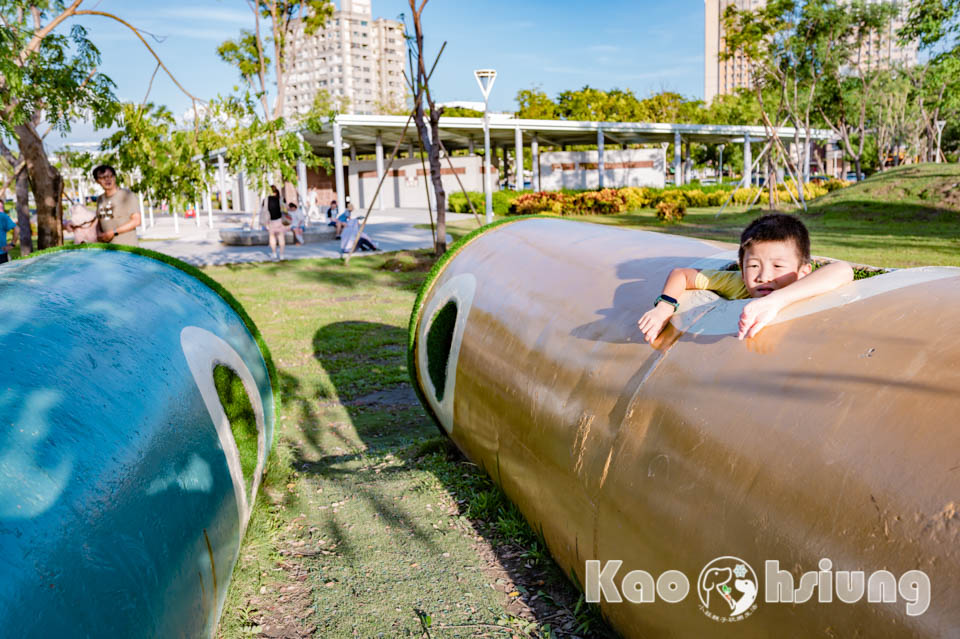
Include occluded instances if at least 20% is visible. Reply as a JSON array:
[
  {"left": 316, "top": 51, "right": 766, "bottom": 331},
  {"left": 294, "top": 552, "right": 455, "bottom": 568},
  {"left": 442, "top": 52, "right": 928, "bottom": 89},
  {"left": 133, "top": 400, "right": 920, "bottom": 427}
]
[
  {"left": 213, "top": 364, "right": 259, "bottom": 501},
  {"left": 426, "top": 300, "right": 458, "bottom": 402}
]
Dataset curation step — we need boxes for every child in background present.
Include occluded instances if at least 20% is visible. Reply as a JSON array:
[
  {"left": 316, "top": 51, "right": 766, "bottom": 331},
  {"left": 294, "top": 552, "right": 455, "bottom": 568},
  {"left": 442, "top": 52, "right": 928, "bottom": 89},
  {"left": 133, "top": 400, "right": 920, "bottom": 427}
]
[
  {"left": 288, "top": 201, "right": 306, "bottom": 244},
  {"left": 64, "top": 204, "right": 99, "bottom": 244}
]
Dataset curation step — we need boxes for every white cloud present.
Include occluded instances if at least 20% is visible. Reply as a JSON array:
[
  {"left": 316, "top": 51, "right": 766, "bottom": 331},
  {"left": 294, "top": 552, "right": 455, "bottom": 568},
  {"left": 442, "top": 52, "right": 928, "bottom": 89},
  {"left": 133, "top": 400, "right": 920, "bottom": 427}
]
[{"left": 147, "top": 6, "right": 254, "bottom": 25}]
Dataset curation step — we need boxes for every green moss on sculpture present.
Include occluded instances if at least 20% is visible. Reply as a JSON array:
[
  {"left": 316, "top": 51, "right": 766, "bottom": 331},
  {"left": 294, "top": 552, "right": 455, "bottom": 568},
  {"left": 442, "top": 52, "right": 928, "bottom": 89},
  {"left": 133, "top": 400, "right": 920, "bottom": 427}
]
[
  {"left": 406, "top": 216, "right": 535, "bottom": 433},
  {"left": 426, "top": 301, "right": 458, "bottom": 402},
  {"left": 214, "top": 364, "right": 259, "bottom": 499}
]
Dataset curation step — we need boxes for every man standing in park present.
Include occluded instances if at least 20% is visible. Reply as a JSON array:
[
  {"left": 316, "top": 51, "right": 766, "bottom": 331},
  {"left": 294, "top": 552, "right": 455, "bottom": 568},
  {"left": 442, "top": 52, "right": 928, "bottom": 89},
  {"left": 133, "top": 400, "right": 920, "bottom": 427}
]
[
  {"left": 0, "top": 206, "right": 17, "bottom": 264},
  {"left": 93, "top": 165, "right": 140, "bottom": 246}
]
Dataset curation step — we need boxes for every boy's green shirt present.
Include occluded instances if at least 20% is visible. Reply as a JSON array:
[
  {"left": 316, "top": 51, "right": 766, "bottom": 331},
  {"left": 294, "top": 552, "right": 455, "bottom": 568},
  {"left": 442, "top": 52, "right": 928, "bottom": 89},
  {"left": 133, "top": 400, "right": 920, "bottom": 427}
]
[{"left": 693, "top": 269, "right": 750, "bottom": 300}]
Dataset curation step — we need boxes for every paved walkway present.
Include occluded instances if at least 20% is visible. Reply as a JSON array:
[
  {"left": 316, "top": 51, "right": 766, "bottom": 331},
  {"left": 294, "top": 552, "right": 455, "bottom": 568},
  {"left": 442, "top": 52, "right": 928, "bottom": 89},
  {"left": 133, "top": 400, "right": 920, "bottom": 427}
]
[{"left": 136, "top": 208, "right": 474, "bottom": 266}]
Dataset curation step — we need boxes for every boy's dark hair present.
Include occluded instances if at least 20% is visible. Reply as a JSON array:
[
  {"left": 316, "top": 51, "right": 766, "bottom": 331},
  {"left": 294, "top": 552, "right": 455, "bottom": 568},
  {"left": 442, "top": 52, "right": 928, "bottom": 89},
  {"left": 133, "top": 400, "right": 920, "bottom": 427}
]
[
  {"left": 92, "top": 164, "right": 116, "bottom": 179},
  {"left": 738, "top": 213, "right": 811, "bottom": 266}
]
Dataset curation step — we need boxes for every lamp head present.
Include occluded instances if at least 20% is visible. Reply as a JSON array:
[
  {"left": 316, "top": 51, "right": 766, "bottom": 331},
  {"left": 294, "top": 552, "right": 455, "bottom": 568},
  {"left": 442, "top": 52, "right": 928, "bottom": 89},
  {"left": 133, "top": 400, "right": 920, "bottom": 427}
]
[{"left": 473, "top": 69, "right": 497, "bottom": 101}]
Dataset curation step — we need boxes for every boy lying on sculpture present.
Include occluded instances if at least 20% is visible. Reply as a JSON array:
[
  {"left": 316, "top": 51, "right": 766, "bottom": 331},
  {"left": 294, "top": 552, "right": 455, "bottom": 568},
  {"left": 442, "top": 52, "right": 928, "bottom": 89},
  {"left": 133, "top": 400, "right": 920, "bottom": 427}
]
[{"left": 638, "top": 213, "right": 853, "bottom": 342}]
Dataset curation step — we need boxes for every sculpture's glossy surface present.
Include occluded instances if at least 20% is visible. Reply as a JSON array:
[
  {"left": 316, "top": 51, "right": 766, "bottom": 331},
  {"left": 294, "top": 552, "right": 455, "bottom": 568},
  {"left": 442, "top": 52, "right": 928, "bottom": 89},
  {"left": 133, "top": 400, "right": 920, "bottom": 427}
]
[
  {"left": 0, "top": 249, "right": 274, "bottom": 638},
  {"left": 410, "top": 218, "right": 960, "bottom": 637}
]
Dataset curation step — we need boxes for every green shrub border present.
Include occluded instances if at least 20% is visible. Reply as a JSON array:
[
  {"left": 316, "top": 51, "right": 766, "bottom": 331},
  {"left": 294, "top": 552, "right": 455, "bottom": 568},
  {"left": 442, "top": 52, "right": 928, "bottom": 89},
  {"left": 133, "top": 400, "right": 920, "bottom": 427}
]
[{"left": 17, "top": 243, "right": 280, "bottom": 422}]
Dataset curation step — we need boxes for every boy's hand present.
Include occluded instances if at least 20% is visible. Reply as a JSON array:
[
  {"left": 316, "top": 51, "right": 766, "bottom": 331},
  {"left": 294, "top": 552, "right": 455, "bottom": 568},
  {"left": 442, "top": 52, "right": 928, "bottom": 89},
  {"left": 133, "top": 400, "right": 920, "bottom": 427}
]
[
  {"left": 738, "top": 297, "right": 782, "bottom": 340},
  {"left": 638, "top": 304, "right": 674, "bottom": 343}
]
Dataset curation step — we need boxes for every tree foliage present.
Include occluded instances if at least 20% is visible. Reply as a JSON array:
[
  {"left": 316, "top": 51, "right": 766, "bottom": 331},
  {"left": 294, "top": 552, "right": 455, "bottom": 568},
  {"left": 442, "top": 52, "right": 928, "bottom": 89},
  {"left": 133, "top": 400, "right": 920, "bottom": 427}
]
[
  {"left": 0, "top": 0, "right": 122, "bottom": 251},
  {"left": 217, "top": 0, "right": 333, "bottom": 122}
]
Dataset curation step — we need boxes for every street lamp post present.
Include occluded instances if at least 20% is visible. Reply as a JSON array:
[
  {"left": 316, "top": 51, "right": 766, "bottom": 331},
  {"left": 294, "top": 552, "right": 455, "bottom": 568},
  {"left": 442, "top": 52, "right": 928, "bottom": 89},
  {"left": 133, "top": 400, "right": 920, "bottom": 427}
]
[
  {"left": 717, "top": 144, "right": 725, "bottom": 183},
  {"left": 936, "top": 120, "right": 947, "bottom": 164},
  {"left": 474, "top": 69, "right": 497, "bottom": 224}
]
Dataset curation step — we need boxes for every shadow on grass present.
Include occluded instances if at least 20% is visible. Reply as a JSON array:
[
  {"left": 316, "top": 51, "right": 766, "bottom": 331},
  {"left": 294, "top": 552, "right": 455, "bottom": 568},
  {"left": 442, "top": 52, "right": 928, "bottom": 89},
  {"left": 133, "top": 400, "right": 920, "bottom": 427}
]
[{"left": 287, "top": 317, "right": 619, "bottom": 636}]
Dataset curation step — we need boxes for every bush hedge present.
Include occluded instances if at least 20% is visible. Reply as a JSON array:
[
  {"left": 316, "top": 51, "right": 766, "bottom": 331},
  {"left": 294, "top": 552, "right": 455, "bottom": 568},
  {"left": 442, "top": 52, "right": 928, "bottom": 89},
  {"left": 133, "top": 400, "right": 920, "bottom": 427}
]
[{"left": 447, "top": 179, "right": 847, "bottom": 217}]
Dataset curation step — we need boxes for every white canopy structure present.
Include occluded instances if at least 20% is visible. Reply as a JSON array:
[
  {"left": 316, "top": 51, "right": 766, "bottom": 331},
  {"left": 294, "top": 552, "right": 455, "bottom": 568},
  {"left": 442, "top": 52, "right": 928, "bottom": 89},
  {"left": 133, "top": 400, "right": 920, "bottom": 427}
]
[{"left": 301, "top": 114, "right": 835, "bottom": 211}]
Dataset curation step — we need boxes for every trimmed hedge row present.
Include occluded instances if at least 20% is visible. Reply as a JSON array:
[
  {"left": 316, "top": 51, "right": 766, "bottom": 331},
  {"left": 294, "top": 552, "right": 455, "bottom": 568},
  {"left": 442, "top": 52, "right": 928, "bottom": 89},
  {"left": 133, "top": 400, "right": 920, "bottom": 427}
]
[{"left": 448, "top": 180, "right": 850, "bottom": 217}]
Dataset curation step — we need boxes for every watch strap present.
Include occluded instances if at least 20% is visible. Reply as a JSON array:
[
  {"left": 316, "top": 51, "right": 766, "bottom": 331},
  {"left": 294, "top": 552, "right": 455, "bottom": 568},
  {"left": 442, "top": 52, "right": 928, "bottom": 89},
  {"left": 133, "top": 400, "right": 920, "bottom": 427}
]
[{"left": 654, "top": 294, "right": 679, "bottom": 312}]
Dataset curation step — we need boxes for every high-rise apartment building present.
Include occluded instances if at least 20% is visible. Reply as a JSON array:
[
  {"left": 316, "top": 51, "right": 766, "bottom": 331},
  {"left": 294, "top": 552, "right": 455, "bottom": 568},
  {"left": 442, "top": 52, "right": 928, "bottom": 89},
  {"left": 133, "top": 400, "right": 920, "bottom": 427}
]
[
  {"left": 704, "top": 0, "right": 766, "bottom": 104},
  {"left": 851, "top": 0, "right": 917, "bottom": 72},
  {"left": 283, "top": 0, "right": 406, "bottom": 118},
  {"left": 704, "top": 0, "right": 917, "bottom": 103}
]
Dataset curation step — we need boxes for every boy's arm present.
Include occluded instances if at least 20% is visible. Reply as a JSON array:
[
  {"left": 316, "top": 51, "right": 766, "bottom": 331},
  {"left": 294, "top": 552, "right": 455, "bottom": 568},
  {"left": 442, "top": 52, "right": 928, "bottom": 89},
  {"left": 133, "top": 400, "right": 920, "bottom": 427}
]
[
  {"left": 737, "top": 260, "right": 854, "bottom": 340},
  {"left": 637, "top": 268, "right": 700, "bottom": 343}
]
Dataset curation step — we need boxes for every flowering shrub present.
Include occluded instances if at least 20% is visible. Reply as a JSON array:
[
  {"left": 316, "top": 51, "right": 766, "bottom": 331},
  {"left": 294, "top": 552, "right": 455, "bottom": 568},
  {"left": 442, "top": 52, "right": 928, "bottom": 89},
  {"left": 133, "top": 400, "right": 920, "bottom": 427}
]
[
  {"left": 681, "top": 189, "right": 711, "bottom": 207},
  {"left": 732, "top": 187, "right": 761, "bottom": 205},
  {"left": 620, "top": 186, "right": 652, "bottom": 210},
  {"left": 707, "top": 190, "right": 729, "bottom": 206},
  {"left": 511, "top": 191, "right": 566, "bottom": 215},
  {"left": 452, "top": 179, "right": 836, "bottom": 217},
  {"left": 823, "top": 178, "right": 851, "bottom": 192},
  {"left": 568, "top": 188, "right": 628, "bottom": 215},
  {"left": 656, "top": 199, "right": 686, "bottom": 222}
]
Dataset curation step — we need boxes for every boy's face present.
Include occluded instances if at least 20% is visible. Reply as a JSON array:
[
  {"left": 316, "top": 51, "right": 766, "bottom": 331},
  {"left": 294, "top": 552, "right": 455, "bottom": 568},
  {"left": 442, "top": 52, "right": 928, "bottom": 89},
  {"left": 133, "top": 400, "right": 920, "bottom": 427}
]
[{"left": 740, "top": 240, "right": 812, "bottom": 298}]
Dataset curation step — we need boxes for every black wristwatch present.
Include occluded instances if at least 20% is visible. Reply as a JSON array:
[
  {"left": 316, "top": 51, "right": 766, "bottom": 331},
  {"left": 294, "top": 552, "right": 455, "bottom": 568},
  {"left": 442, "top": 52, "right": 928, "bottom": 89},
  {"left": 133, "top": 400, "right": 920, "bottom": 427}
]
[{"left": 654, "top": 294, "right": 679, "bottom": 312}]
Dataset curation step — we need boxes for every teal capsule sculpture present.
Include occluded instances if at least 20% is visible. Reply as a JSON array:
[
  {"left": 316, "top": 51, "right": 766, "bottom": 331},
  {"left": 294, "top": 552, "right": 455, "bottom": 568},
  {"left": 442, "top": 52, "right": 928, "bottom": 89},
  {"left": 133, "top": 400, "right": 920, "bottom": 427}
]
[{"left": 0, "top": 247, "right": 275, "bottom": 638}]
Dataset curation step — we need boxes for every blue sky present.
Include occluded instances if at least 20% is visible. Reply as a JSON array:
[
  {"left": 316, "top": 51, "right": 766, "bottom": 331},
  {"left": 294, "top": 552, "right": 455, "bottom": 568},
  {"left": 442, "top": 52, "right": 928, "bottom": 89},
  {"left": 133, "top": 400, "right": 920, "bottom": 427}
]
[{"left": 57, "top": 0, "right": 705, "bottom": 147}]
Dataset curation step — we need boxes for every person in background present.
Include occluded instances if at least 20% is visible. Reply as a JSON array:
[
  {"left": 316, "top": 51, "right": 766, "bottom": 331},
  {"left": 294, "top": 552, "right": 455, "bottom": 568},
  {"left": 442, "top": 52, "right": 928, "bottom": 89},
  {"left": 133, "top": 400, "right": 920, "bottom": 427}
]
[
  {"left": 63, "top": 202, "right": 99, "bottom": 244},
  {"left": 289, "top": 201, "right": 306, "bottom": 245},
  {"left": 326, "top": 199, "right": 339, "bottom": 227},
  {"left": 0, "top": 207, "right": 17, "bottom": 264},
  {"left": 339, "top": 214, "right": 378, "bottom": 255},
  {"left": 335, "top": 202, "right": 353, "bottom": 239},
  {"left": 307, "top": 188, "right": 322, "bottom": 222},
  {"left": 91, "top": 165, "right": 141, "bottom": 246},
  {"left": 262, "top": 185, "right": 286, "bottom": 261}
]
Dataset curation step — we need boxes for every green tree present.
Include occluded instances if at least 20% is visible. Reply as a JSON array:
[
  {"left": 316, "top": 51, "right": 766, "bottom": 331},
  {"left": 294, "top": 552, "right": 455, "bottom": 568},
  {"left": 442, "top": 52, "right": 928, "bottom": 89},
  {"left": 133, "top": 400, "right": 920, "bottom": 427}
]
[
  {"left": 814, "top": 1, "right": 900, "bottom": 179},
  {"left": 217, "top": 1, "right": 334, "bottom": 197},
  {"left": 900, "top": 0, "right": 960, "bottom": 51},
  {"left": 0, "top": 1, "right": 119, "bottom": 251},
  {"left": 868, "top": 67, "right": 918, "bottom": 170},
  {"left": 636, "top": 91, "right": 702, "bottom": 123},
  {"left": 0, "top": 1, "right": 206, "bottom": 251},
  {"left": 441, "top": 106, "right": 483, "bottom": 117},
  {"left": 515, "top": 87, "right": 558, "bottom": 119},
  {"left": 703, "top": 89, "right": 762, "bottom": 125},
  {"left": 217, "top": 0, "right": 333, "bottom": 123},
  {"left": 100, "top": 103, "right": 212, "bottom": 212},
  {"left": 555, "top": 86, "right": 646, "bottom": 121}
]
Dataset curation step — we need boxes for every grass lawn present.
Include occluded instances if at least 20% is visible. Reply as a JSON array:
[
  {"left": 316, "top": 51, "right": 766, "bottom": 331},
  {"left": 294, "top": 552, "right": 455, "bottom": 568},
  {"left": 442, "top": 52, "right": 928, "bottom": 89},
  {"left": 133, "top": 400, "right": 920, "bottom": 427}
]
[
  {"left": 207, "top": 164, "right": 957, "bottom": 635},
  {"left": 436, "top": 163, "right": 960, "bottom": 269},
  {"left": 208, "top": 252, "right": 611, "bottom": 638}
]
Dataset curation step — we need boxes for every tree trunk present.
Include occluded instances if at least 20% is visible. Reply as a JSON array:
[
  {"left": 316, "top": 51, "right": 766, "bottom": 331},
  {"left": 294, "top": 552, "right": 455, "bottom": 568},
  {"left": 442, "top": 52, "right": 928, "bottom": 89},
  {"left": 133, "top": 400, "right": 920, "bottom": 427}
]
[
  {"left": 426, "top": 109, "right": 446, "bottom": 254},
  {"left": 767, "top": 155, "right": 775, "bottom": 210},
  {"left": 15, "top": 168, "right": 33, "bottom": 256},
  {"left": 15, "top": 122, "right": 63, "bottom": 249},
  {"left": 854, "top": 158, "right": 862, "bottom": 181}
]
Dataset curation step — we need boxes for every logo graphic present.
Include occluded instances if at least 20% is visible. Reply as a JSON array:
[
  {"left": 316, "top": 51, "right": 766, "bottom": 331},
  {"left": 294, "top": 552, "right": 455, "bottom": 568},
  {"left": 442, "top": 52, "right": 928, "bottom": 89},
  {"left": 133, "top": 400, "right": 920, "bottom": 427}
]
[{"left": 697, "top": 556, "right": 759, "bottom": 622}]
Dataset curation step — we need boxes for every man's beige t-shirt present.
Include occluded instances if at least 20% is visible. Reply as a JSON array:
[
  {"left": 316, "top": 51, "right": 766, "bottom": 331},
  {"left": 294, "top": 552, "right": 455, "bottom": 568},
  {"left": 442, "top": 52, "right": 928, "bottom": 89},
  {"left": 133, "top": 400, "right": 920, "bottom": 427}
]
[{"left": 96, "top": 188, "right": 139, "bottom": 246}]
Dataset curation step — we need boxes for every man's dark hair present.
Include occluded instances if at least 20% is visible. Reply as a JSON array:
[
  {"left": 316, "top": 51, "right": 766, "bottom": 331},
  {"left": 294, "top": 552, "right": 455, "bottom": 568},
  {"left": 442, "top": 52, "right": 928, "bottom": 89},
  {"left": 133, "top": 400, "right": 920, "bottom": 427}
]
[
  {"left": 738, "top": 213, "right": 811, "bottom": 266},
  {"left": 92, "top": 164, "right": 116, "bottom": 179}
]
